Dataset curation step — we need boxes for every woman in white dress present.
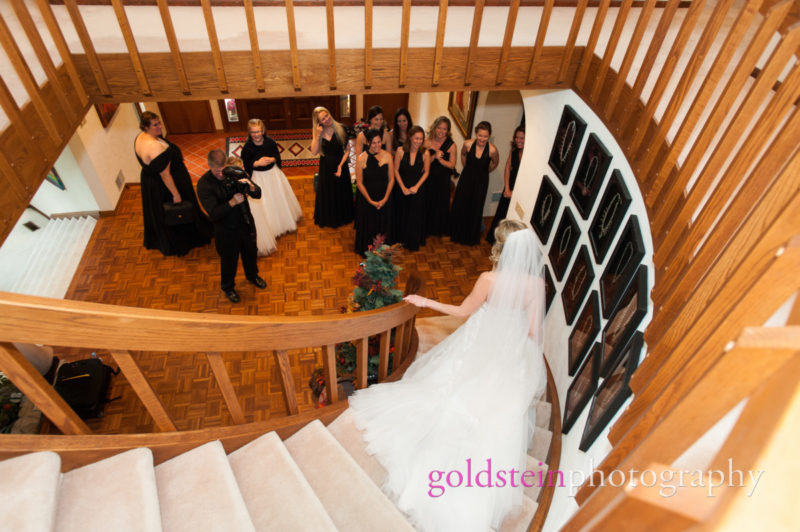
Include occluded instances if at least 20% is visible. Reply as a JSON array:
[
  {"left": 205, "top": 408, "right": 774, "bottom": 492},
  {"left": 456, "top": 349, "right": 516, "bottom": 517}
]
[
  {"left": 241, "top": 119, "right": 302, "bottom": 254},
  {"left": 348, "top": 219, "right": 547, "bottom": 531}
]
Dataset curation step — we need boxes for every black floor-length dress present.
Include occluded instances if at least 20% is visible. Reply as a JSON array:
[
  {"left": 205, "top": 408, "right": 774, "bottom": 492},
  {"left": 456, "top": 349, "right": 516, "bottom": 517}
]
[
  {"left": 426, "top": 136, "right": 454, "bottom": 237},
  {"left": 394, "top": 149, "right": 427, "bottom": 251},
  {"left": 354, "top": 154, "right": 392, "bottom": 256},
  {"left": 486, "top": 149, "right": 521, "bottom": 244},
  {"left": 449, "top": 141, "right": 491, "bottom": 245},
  {"left": 136, "top": 138, "right": 212, "bottom": 257},
  {"left": 314, "top": 134, "right": 355, "bottom": 228}
]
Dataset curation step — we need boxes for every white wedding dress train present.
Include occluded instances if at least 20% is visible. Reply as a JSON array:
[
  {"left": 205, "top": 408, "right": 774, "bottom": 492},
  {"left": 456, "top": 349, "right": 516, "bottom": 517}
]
[
  {"left": 349, "top": 229, "right": 547, "bottom": 531},
  {"left": 249, "top": 166, "right": 302, "bottom": 252}
]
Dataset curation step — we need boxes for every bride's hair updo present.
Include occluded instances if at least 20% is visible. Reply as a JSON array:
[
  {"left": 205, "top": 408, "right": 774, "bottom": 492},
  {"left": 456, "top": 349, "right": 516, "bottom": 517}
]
[{"left": 490, "top": 219, "right": 527, "bottom": 264}]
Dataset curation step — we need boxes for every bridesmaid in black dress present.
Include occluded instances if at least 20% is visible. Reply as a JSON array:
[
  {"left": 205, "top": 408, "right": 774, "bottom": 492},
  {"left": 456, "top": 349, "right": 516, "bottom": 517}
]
[
  {"left": 355, "top": 106, "right": 392, "bottom": 157},
  {"left": 449, "top": 121, "right": 499, "bottom": 245},
  {"left": 354, "top": 129, "right": 394, "bottom": 256},
  {"left": 311, "top": 106, "right": 354, "bottom": 228},
  {"left": 134, "top": 111, "right": 211, "bottom": 256},
  {"left": 487, "top": 126, "right": 525, "bottom": 244},
  {"left": 424, "top": 116, "right": 458, "bottom": 237},
  {"left": 393, "top": 125, "right": 430, "bottom": 251}
]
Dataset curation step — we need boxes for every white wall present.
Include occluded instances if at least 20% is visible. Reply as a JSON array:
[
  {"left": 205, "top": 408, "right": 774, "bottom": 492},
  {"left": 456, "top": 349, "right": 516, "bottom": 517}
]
[
  {"left": 71, "top": 103, "right": 143, "bottom": 209},
  {"left": 30, "top": 145, "right": 100, "bottom": 216},
  {"left": 506, "top": 89, "right": 655, "bottom": 531}
]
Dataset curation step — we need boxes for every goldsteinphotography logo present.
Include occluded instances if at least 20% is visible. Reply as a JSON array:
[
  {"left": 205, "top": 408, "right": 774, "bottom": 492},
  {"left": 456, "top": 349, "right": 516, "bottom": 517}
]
[{"left": 427, "top": 458, "right": 765, "bottom": 499}]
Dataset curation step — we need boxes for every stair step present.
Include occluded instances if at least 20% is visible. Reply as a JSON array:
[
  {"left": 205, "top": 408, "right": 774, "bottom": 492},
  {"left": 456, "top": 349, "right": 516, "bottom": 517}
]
[
  {"left": 155, "top": 441, "right": 254, "bottom": 532},
  {"left": 535, "top": 399, "right": 551, "bottom": 429},
  {"left": 327, "top": 409, "right": 387, "bottom": 487},
  {"left": 284, "top": 420, "right": 412, "bottom": 532},
  {"left": 56, "top": 447, "right": 162, "bottom": 532},
  {"left": 228, "top": 431, "right": 336, "bottom": 532},
  {"left": 13, "top": 218, "right": 63, "bottom": 294},
  {"left": 529, "top": 428, "right": 552, "bottom": 465},
  {"left": 0, "top": 451, "right": 60, "bottom": 532},
  {"left": 496, "top": 495, "right": 538, "bottom": 532},
  {"left": 523, "top": 455, "right": 548, "bottom": 502}
]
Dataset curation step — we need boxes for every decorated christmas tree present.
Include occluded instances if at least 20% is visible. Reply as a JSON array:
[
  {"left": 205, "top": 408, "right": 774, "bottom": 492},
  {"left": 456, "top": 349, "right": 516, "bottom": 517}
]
[{"left": 337, "top": 234, "right": 402, "bottom": 379}]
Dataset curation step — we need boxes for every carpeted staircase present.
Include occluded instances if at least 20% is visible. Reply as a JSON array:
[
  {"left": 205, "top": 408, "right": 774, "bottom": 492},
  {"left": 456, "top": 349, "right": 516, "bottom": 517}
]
[
  {"left": 0, "top": 316, "right": 554, "bottom": 531},
  {"left": 7, "top": 216, "right": 97, "bottom": 299}
]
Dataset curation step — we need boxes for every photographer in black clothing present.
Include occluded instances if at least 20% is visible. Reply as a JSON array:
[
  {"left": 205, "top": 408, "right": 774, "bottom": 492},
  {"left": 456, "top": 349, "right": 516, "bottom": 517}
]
[{"left": 197, "top": 149, "right": 267, "bottom": 303}]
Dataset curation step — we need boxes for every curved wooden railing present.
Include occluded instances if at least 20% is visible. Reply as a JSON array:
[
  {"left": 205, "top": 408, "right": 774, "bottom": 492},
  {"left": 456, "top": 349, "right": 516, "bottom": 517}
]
[{"left": 0, "top": 273, "right": 424, "bottom": 437}]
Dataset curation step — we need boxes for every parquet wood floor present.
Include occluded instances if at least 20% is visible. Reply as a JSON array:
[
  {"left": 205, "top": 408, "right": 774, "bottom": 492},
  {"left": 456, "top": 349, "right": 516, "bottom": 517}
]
[{"left": 49, "top": 171, "right": 494, "bottom": 435}]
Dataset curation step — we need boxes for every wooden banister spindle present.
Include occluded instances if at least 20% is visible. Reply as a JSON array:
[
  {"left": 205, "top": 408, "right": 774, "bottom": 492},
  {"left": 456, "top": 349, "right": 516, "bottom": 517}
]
[
  {"left": 322, "top": 344, "right": 338, "bottom": 404},
  {"left": 64, "top": 0, "right": 111, "bottom": 97},
  {"left": 652, "top": 24, "right": 800, "bottom": 258},
  {"left": 626, "top": 0, "right": 708, "bottom": 154},
  {"left": 378, "top": 330, "right": 391, "bottom": 382},
  {"left": 0, "top": 75, "right": 46, "bottom": 161},
  {"left": 604, "top": 0, "right": 656, "bottom": 119},
  {"left": 285, "top": 0, "right": 301, "bottom": 90},
  {"left": 243, "top": 0, "right": 265, "bottom": 92},
  {"left": 201, "top": 0, "right": 228, "bottom": 93},
  {"left": 110, "top": 350, "right": 177, "bottom": 432},
  {"left": 156, "top": 0, "right": 191, "bottom": 94},
  {"left": 10, "top": 0, "right": 76, "bottom": 118},
  {"left": 432, "top": 0, "right": 448, "bottom": 87},
  {"left": 34, "top": 0, "right": 88, "bottom": 105},
  {"left": 557, "top": 0, "right": 588, "bottom": 84},
  {"left": 527, "top": 0, "right": 554, "bottom": 84},
  {"left": 588, "top": 0, "right": 633, "bottom": 103},
  {"left": 655, "top": 68, "right": 800, "bottom": 296},
  {"left": 399, "top": 0, "right": 411, "bottom": 87},
  {"left": 272, "top": 349, "right": 299, "bottom": 415},
  {"left": 402, "top": 317, "right": 414, "bottom": 359},
  {"left": 0, "top": 14, "right": 62, "bottom": 146},
  {"left": 639, "top": 0, "right": 764, "bottom": 197},
  {"left": 495, "top": 0, "right": 521, "bottom": 86},
  {"left": 632, "top": 0, "right": 740, "bottom": 162},
  {"left": 206, "top": 352, "right": 246, "bottom": 424},
  {"left": 394, "top": 322, "right": 406, "bottom": 364},
  {"left": 364, "top": 0, "right": 373, "bottom": 88},
  {"left": 608, "top": 236, "right": 800, "bottom": 464},
  {"left": 356, "top": 336, "right": 369, "bottom": 389},
  {"left": 649, "top": 0, "right": 793, "bottom": 216},
  {"left": 574, "top": 0, "right": 610, "bottom": 89},
  {"left": 0, "top": 342, "right": 90, "bottom": 435},
  {"left": 325, "top": 0, "right": 337, "bottom": 89},
  {"left": 611, "top": 0, "right": 680, "bottom": 126},
  {"left": 111, "top": 0, "right": 152, "bottom": 96},
  {"left": 464, "top": 0, "right": 485, "bottom": 85},
  {"left": 643, "top": 131, "right": 800, "bottom": 364}
]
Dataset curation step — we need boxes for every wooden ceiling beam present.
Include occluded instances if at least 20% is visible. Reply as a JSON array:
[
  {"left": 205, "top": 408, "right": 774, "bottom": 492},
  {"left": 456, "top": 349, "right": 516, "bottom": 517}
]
[
  {"left": 284, "top": 0, "right": 301, "bottom": 90},
  {"left": 399, "top": 0, "right": 411, "bottom": 87},
  {"left": 364, "top": 0, "right": 373, "bottom": 88},
  {"left": 34, "top": 0, "right": 88, "bottom": 105},
  {"left": 325, "top": 0, "right": 337, "bottom": 89}
]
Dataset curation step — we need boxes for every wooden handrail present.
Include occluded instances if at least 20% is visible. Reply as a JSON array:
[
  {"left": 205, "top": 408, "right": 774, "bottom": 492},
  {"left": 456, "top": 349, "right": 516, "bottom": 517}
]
[
  {"left": 0, "top": 291, "right": 418, "bottom": 352},
  {"left": 0, "top": 274, "right": 423, "bottom": 432}
]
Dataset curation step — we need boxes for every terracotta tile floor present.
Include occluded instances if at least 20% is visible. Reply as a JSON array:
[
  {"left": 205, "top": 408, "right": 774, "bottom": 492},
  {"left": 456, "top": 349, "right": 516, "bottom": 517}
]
[{"left": 170, "top": 130, "right": 317, "bottom": 182}]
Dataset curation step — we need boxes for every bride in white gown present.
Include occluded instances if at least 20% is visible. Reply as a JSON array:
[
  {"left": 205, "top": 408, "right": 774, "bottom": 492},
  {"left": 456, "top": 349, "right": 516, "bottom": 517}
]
[{"left": 348, "top": 219, "right": 547, "bottom": 531}]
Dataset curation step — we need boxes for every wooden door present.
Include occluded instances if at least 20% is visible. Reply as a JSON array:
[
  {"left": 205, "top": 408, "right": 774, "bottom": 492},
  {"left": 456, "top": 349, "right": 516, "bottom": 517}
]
[
  {"left": 362, "top": 93, "right": 410, "bottom": 128},
  {"left": 158, "top": 101, "right": 215, "bottom": 134}
]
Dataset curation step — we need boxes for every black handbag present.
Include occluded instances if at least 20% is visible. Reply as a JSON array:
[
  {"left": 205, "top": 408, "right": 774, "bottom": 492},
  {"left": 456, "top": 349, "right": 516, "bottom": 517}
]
[{"left": 163, "top": 201, "right": 195, "bottom": 225}]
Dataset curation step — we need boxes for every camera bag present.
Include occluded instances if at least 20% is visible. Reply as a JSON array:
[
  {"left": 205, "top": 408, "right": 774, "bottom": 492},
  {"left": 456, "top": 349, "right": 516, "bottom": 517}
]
[{"left": 54, "top": 358, "right": 119, "bottom": 419}]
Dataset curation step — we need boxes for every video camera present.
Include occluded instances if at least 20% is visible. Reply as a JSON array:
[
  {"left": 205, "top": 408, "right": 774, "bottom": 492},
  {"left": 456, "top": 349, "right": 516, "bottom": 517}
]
[{"left": 222, "top": 166, "right": 252, "bottom": 197}]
